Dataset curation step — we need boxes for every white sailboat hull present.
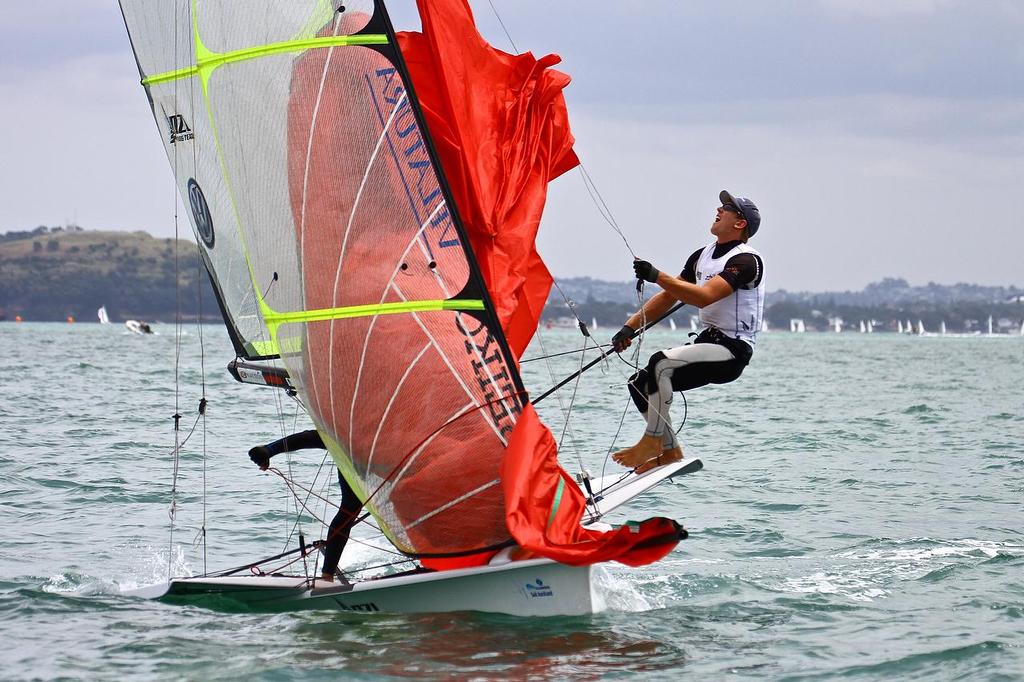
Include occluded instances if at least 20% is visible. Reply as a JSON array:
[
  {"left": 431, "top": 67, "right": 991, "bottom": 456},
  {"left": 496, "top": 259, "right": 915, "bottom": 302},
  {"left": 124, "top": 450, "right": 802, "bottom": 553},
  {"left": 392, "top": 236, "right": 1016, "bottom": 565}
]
[
  {"left": 126, "top": 557, "right": 593, "bottom": 616},
  {"left": 125, "top": 457, "right": 703, "bottom": 616}
]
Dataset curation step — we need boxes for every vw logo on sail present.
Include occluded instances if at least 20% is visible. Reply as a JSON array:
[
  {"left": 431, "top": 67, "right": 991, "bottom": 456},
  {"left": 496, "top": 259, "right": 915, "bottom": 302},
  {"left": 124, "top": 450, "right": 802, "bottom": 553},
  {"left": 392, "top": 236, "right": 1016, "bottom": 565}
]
[{"left": 187, "top": 178, "right": 215, "bottom": 248}]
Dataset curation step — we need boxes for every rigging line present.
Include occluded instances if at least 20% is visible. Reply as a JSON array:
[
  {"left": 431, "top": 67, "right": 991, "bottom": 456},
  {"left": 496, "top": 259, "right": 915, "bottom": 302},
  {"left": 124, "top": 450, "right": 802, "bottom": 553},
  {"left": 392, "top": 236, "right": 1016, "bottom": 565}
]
[
  {"left": 485, "top": 0, "right": 518, "bottom": 53},
  {"left": 532, "top": 330, "right": 580, "bottom": 459},
  {"left": 194, "top": 228, "right": 209, "bottom": 574},
  {"left": 167, "top": 3, "right": 184, "bottom": 579},
  {"left": 555, "top": 332, "right": 594, "bottom": 476},
  {"left": 281, "top": 442, "right": 331, "bottom": 553},
  {"left": 549, "top": 277, "right": 585, "bottom": 326},
  {"left": 521, "top": 342, "right": 613, "bottom": 363},
  {"left": 268, "top": 467, "right": 405, "bottom": 557},
  {"left": 579, "top": 163, "right": 636, "bottom": 258},
  {"left": 531, "top": 302, "right": 685, "bottom": 405}
]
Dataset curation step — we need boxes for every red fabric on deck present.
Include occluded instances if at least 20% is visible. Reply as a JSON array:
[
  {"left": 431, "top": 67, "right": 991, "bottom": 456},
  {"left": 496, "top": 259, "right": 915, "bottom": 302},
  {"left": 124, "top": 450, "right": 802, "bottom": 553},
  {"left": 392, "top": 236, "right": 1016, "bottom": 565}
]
[{"left": 502, "top": 405, "right": 683, "bottom": 567}]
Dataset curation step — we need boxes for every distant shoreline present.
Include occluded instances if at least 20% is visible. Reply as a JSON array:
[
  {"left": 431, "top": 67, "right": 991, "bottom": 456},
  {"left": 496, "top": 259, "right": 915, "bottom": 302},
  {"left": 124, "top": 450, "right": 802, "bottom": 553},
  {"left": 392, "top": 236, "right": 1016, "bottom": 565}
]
[{"left": 3, "top": 226, "right": 1022, "bottom": 331}]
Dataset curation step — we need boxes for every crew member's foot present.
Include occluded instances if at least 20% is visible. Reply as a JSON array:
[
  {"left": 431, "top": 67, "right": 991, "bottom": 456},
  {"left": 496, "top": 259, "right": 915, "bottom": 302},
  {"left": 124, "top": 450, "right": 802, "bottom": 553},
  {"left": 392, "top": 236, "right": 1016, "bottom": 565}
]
[
  {"left": 612, "top": 434, "right": 662, "bottom": 468},
  {"left": 635, "top": 446, "right": 684, "bottom": 474},
  {"left": 320, "top": 572, "right": 334, "bottom": 582}
]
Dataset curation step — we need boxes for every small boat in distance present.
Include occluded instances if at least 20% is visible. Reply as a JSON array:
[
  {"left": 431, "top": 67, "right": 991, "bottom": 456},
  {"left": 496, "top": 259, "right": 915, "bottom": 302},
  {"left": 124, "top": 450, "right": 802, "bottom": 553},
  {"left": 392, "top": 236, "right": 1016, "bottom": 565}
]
[
  {"left": 125, "top": 320, "right": 154, "bottom": 335},
  {"left": 97, "top": 306, "right": 110, "bottom": 324}
]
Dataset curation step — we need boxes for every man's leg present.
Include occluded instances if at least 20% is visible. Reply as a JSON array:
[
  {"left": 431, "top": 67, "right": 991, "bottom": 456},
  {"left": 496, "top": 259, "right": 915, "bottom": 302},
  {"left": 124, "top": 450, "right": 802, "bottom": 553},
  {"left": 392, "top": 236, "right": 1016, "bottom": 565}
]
[
  {"left": 320, "top": 471, "right": 362, "bottom": 582},
  {"left": 615, "top": 343, "right": 741, "bottom": 469},
  {"left": 628, "top": 368, "right": 679, "bottom": 453}
]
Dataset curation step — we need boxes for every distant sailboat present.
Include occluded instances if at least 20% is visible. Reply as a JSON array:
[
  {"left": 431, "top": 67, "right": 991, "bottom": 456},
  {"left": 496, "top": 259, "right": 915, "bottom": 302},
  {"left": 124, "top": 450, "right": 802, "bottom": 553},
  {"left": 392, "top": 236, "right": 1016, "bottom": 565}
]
[
  {"left": 790, "top": 318, "right": 806, "bottom": 333},
  {"left": 97, "top": 306, "right": 110, "bottom": 324},
  {"left": 690, "top": 315, "right": 699, "bottom": 332},
  {"left": 987, "top": 315, "right": 994, "bottom": 336},
  {"left": 940, "top": 320, "right": 947, "bottom": 335},
  {"left": 762, "top": 319, "right": 769, "bottom": 332},
  {"left": 897, "top": 320, "right": 904, "bottom": 334},
  {"left": 905, "top": 319, "right": 913, "bottom": 334},
  {"left": 832, "top": 318, "right": 843, "bottom": 333},
  {"left": 867, "top": 320, "right": 874, "bottom": 333},
  {"left": 916, "top": 320, "right": 924, "bottom": 335},
  {"left": 668, "top": 317, "right": 676, "bottom": 331},
  {"left": 590, "top": 317, "right": 598, "bottom": 332},
  {"left": 859, "top": 320, "right": 866, "bottom": 333}
]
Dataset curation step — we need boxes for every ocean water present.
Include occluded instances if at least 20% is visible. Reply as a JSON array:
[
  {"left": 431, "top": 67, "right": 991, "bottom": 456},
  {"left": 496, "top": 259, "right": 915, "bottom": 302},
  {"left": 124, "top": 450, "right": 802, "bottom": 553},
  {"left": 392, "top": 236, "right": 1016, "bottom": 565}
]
[{"left": 1, "top": 322, "right": 1022, "bottom": 680}]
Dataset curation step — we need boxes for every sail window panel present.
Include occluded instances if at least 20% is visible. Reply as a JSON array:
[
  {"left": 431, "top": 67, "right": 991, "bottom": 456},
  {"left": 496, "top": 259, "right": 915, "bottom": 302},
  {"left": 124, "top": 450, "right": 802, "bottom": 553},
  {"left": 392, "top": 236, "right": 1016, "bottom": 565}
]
[
  {"left": 201, "top": 55, "right": 305, "bottom": 322},
  {"left": 144, "top": 80, "right": 271, "bottom": 352},
  {"left": 276, "top": 311, "right": 518, "bottom": 556}
]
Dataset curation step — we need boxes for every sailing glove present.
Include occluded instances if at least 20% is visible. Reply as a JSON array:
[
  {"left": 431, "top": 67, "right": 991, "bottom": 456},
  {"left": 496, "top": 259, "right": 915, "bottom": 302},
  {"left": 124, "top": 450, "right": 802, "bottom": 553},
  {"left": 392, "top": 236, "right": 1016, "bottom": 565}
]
[
  {"left": 611, "top": 325, "right": 634, "bottom": 353},
  {"left": 633, "top": 259, "right": 660, "bottom": 283},
  {"left": 249, "top": 445, "right": 272, "bottom": 470}
]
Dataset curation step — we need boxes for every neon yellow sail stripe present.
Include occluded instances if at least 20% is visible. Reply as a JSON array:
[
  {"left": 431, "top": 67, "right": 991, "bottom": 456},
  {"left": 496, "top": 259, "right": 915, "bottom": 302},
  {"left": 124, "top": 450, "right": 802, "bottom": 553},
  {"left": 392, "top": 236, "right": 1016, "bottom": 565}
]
[
  {"left": 142, "top": 34, "right": 388, "bottom": 86},
  {"left": 247, "top": 298, "right": 486, "bottom": 356},
  {"left": 264, "top": 298, "right": 485, "bottom": 327}
]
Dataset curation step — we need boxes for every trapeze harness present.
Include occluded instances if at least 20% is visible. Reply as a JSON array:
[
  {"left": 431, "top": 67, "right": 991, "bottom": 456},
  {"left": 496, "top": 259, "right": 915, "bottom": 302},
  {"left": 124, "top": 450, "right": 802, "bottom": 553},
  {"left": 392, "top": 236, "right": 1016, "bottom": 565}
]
[
  {"left": 628, "top": 240, "right": 765, "bottom": 450},
  {"left": 262, "top": 429, "right": 361, "bottom": 576}
]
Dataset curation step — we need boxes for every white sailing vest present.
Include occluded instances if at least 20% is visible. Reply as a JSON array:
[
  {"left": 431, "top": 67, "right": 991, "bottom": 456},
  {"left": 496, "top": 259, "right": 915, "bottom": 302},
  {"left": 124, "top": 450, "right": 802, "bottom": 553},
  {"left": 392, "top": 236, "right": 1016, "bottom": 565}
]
[{"left": 695, "top": 241, "right": 765, "bottom": 346}]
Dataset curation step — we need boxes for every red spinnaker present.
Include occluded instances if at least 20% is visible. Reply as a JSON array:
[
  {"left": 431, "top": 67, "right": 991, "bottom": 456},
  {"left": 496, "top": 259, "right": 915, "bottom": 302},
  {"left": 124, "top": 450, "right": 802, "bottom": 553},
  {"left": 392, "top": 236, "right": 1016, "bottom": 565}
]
[{"left": 399, "top": 0, "right": 684, "bottom": 567}]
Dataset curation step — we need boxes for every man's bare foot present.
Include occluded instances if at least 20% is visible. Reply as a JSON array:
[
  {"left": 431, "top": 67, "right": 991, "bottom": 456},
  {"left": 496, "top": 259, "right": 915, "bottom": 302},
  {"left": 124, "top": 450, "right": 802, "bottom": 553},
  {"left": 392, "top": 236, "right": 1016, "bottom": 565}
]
[
  {"left": 635, "top": 446, "right": 684, "bottom": 474},
  {"left": 612, "top": 434, "right": 662, "bottom": 468}
]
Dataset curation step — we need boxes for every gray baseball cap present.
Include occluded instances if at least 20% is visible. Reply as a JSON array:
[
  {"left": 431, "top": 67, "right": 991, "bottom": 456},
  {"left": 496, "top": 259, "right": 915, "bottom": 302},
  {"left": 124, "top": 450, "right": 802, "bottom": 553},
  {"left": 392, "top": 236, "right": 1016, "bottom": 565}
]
[{"left": 719, "top": 190, "right": 761, "bottom": 238}]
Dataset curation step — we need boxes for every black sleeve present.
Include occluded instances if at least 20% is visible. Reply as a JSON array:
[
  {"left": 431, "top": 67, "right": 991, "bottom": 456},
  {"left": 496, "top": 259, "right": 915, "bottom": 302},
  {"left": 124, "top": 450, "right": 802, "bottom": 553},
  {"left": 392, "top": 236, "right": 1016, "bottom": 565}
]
[
  {"left": 679, "top": 248, "right": 703, "bottom": 284},
  {"left": 265, "top": 429, "right": 325, "bottom": 457},
  {"left": 717, "top": 253, "right": 763, "bottom": 291}
]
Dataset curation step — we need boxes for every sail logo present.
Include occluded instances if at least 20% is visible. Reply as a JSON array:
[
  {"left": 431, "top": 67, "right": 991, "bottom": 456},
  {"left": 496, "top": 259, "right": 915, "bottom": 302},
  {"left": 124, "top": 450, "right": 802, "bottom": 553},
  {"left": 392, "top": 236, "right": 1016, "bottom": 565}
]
[
  {"left": 187, "top": 179, "right": 215, "bottom": 248},
  {"left": 370, "top": 67, "right": 460, "bottom": 255},
  {"left": 456, "top": 314, "right": 520, "bottom": 438},
  {"left": 167, "top": 114, "right": 194, "bottom": 144},
  {"left": 523, "top": 578, "right": 554, "bottom": 599}
]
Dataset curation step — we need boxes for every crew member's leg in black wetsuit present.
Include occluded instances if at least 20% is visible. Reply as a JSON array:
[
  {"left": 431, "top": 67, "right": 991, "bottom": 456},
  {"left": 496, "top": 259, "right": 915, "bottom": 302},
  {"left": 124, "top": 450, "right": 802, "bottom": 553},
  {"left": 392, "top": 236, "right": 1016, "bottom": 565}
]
[{"left": 320, "top": 470, "right": 361, "bottom": 581}]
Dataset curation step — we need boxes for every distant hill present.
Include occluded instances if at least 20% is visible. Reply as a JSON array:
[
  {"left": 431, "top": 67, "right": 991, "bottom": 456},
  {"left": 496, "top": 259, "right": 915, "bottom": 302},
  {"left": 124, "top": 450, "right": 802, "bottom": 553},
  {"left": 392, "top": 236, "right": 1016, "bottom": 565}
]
[{"left": 0, "top": 226, "right": 217, "bottom": 322}]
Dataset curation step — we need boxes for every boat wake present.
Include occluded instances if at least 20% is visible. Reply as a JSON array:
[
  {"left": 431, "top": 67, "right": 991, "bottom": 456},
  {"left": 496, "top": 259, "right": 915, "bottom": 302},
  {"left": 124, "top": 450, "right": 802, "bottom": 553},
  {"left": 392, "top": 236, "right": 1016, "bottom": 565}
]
[
  {"left": 41, "top": 542, "right": 193, "bottom": 596},
  {"left": 591, "top": 565, "right": 660, "bottom": 613}
]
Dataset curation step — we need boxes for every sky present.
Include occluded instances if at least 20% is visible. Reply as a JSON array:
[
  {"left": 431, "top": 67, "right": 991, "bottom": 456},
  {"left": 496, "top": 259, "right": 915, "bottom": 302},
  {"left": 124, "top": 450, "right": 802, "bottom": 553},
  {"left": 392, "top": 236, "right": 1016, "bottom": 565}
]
[{"left": 1, "top": 0, "right": 1021, "bottom": 292}]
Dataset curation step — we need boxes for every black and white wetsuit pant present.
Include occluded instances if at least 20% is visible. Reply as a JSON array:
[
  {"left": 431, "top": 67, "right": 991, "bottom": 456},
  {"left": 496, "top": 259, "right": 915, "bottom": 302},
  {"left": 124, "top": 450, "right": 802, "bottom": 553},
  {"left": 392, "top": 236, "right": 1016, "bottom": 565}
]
[{"left": 628, "top": 339, "right": 748, "bottom": 449}]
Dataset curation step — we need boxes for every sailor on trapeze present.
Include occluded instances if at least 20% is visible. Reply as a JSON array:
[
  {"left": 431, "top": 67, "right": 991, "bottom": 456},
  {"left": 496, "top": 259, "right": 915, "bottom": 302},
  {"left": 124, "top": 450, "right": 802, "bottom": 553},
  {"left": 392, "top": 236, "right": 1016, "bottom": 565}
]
[
  {"left": 611, "top": 190, "right": 765, "bottom": 473},
  {"left": 248, "top": 430, "right": 362, "bottom": 582}
]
